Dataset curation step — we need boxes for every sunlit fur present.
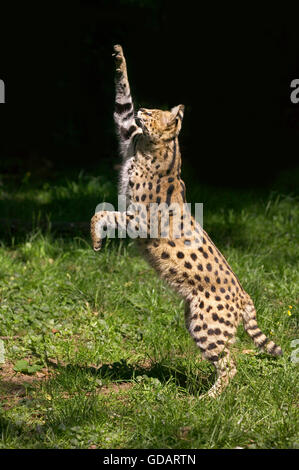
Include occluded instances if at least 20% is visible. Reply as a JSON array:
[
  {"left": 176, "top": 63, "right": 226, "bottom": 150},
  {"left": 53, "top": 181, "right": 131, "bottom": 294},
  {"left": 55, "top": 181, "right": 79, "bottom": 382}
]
[{"left": 137, "top": 105, "right": 184, "bottom": 143}]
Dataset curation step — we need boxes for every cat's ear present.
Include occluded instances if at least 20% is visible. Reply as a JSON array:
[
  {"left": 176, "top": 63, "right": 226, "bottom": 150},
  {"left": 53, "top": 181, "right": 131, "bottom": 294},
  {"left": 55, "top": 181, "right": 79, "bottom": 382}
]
[{"left": 171, "top": 104, "right": 185, "bottom": 134}]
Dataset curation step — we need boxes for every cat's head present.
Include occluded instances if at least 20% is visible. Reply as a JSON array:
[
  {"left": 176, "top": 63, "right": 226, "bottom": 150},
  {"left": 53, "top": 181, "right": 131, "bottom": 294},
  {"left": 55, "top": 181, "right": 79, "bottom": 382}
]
[{"left": 136, "top": 105, "right": 184, "bottom": 143}]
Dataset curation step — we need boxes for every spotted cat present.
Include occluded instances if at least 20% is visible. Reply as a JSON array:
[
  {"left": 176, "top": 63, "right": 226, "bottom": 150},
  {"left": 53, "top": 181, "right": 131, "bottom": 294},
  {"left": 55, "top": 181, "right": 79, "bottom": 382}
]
[{"left": 90, "top": 45, "right": 282, "bottom": 398}]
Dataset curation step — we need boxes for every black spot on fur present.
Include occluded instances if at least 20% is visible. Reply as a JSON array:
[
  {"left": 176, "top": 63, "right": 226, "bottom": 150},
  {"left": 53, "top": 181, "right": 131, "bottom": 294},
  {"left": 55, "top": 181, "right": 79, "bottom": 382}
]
[
  {"left": 115, "top": 101, "right": 132, "bottom": 114},
  {"left": 210, "top": 355, "right": 219, "bottom": 362},
  {"left": 166, "top": 184, "right": 174, "bottom": 206},
  {"left": 198, "top": 336, "right": 207, "bottom": 343},
  {"left": 121, "top": 125, "right": 137, "bottom": 140}
]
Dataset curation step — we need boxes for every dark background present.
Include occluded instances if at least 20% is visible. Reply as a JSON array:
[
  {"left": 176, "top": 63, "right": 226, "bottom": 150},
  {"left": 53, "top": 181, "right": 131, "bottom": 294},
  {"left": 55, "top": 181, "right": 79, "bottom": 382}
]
[{"left": 0, "top": 0, "right": 298, "bottom": 187}]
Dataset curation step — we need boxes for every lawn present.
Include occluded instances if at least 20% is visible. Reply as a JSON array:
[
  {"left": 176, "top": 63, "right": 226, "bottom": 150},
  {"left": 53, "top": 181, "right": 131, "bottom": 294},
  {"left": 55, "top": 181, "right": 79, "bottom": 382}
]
[{"left": 0, "top": 161, "right": 298, "bottom": 449}]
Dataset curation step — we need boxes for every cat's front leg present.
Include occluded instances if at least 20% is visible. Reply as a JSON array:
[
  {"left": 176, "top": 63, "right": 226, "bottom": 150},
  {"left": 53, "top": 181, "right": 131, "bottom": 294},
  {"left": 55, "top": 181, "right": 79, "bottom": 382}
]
[
  {"left": 91, "top": 209, "right": 143, "bottom": 251},
  {"left": 91, "top": 211, "right": 122, "bottom": 251},
  {"left": 113, "top": 44, "right": 131, "bottom": 102},
  {"left": 113, "top": 45, "right": 142, "bottom": 156}
]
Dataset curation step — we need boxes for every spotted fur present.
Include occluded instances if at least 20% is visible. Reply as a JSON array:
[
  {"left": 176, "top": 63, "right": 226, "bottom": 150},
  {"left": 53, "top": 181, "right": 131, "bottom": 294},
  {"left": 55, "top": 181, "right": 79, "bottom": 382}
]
[{"left": 91, "top": 45, "right": 282, "bottom": 398}]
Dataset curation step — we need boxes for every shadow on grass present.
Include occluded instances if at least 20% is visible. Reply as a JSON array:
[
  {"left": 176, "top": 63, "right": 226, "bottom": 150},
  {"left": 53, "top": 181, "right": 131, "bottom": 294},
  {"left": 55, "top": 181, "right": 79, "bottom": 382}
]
[
  {"left": 0, "top": 357, "right": 214, "bottom": 447},
  {"left": 47, "top": 358, "right": 213, "bottom": 397}
]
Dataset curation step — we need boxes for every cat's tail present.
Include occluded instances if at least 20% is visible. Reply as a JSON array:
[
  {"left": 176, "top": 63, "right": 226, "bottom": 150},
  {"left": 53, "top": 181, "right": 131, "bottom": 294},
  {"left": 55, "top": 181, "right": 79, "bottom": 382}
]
[{"left": 241, "top": 301, "right": 283, "bottom": 356}]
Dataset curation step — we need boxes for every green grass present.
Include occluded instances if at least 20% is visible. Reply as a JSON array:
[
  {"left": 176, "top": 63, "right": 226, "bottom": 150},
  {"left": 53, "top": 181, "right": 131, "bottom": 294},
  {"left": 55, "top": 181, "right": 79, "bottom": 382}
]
[{"left": 0, "top": 162, "right": 298, "bottom": 449}]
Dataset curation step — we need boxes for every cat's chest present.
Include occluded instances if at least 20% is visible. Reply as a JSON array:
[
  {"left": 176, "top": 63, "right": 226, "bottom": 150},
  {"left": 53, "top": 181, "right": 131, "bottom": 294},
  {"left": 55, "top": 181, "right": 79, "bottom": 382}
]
[
  {"left": 119, "top": 157, "right": 152, "bottom": 205},
  {"left": 119, "top": 157, "right": 146, "bottom": 204}
]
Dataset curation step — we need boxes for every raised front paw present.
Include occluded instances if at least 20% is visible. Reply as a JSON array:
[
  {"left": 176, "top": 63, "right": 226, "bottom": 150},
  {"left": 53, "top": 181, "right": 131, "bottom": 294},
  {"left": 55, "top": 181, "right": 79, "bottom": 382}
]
[{"left": 112, "top": 44, "right": 127, "bottom": 75}]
